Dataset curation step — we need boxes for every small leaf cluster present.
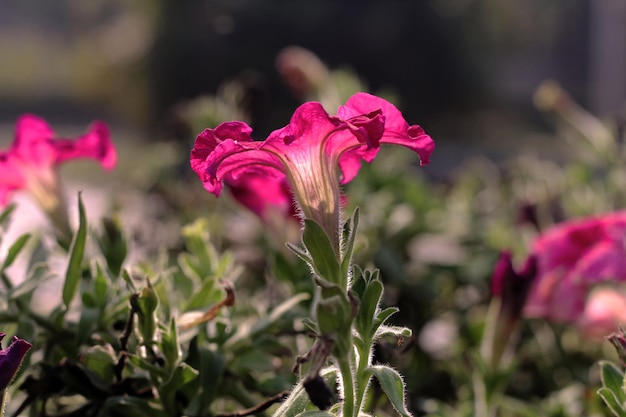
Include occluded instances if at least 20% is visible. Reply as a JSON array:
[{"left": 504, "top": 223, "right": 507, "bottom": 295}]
[{"left": 0, "top": 196, "right": 309, "bottom": 417}]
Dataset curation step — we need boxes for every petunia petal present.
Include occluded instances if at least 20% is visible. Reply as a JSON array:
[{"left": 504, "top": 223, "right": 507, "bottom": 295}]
[
  {"left": 524, "top": 211, "right": 626, "bottom": 324},
  {"left": 339, "top": 92, "right": 435, "bottom": 165},
  {"left": 228, "top": 174, "right": 296, "bottom": 221},
  {"left": 53, "top": 121, "right": 117, "bottom": 170}
]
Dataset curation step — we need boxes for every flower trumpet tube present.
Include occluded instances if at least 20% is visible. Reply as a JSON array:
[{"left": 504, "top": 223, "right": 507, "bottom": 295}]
[{"left": 190, "top": 92, "right": 434, "bottom": 256}]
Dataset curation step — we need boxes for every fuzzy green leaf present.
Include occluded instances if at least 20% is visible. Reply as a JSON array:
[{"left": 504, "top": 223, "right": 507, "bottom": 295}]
[
  {"left": 356, "top": 278, "right": 383, "bottom": 340},
  {"left": 273, "top": 368, "right": 338, "bottom": 417},
  {"left": 302, "top": 219, "right": 341, "bottom": 283},
  {"left": 286, "top": 242, "right": 314, "bottom": 264},
  {"left": 600, "top": 361, "right": 626, "bottom": 405},
  {"left": 366, "top": 365, "right": 412, "bottom": 417},
  {"left": 598, "top": 387, "right": 626, "bottom": 417},
  {"left": 272, "top": 382, "right": 311, "bottom": 417}
]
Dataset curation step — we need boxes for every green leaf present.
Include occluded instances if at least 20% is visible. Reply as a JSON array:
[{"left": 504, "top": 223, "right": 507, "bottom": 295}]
[
  {"left": 600, "top": 361, "right": 626, "bottom": 405},
  {"left": 272, "top": 382, "right": 310, "bottom": 417},
  {"left": 227, "top": 293, "right": 310, "bottom": 350},
  {"left": 372, "top": 307, "right": 400, "bottom": 335},
  {"left": 93, "top": 263, "right": 110, "bottom": 307},
  {"left": 249, "top": 293, "right": 310, "bottom": 337},
  {"left": 376, "top": 325, "right": 412, "bottom": 339},
  {"left": 350, "top": 269, "right": 366, "bottom": 300},
  {"left": 182, "top": 277, "right": 221, "bottom": 311},
  {"left": 131, "top": 281, "right": 160, "bottom": 346},
  {"left": 302, "top": 219, "right": 341, "bottom": 284},
  {"left": 159, "top": 363, "right": 199, "bottom": 416},
  {"left": 296, "top": 412, "right": 337, "bottom": 417},
  {"left": 63, "top": 192, "right": 88, "bottom": 310},
  {"left": 161, "top": 318, "right": 182, "bottom": 369},
  {"left": 127, "top": 355, "right": 169, "bottom": 379},
  {"left": 97, "top": 216, "right": 127, "bottom": 278},
  {"left": 356, "top": 278, "right": 383, "bottom": 340},
  {"left": 366, "top": 365, "right": 413, "bottom": 417},
  {"left": 0, "top": 204, "right": 16, "bottom": 231},
  {"left": 185, "top": 337, "right": 225, "bottom": 414},
  {"left": 598, "top": 387, "right": 626, "bottom": 417},
  {"left": 99, "top": 396, "right": 165, "bottom": 417},
  {"left": 122, "top": 269, "right": 138, "bottom": 293},
  {"left": 81, "top": 345, "right": 117, "bottom": 384},
  {"left": 77, "top": 306, "right": 101, "bottom": 345},
  {"left": 1, "top": 233, "right": 31, "bottom": 271},
  {"left": 286, "top": 242, "right": 314, "bottom": 265}
]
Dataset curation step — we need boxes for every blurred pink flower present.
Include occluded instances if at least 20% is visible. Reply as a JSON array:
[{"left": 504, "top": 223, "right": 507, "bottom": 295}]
[
  {"left": 0, "top": 114, "right": 116, "bottom": 206},
  {"left": 227, "top": 173, "right": 297, "bottom": 221},
  {"left": 0, "top": 332, "right": 32, "bottom": 391},
  {"left": 577, "top": 287, "right": 626, "bottom": 340},
  {"left": 190, "top": 92, "right": 434, "bottom": 252},
  {"left": 0, "top": 114, "right": 116, "bottom": 242},
  {"left": 523, "top": 211, "right": 626, "bottom": 324}
]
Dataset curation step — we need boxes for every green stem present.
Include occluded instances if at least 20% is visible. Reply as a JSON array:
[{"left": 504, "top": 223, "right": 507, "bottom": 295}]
[
  {"left": 338, "top": 357, "right": 355, "bottom": 417},
  {"left": 354, "top": 344, "right": 372, "bottom": 415}
]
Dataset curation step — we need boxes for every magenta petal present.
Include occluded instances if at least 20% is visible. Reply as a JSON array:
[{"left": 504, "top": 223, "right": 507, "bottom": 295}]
[
  {"left": 53, "top": 121, "right": 117, "bottom": 170},
  {"left": 523, "top": 211, "right": 626, "bottom": 324},
  {"left": 339, "top": 92, "right": 435, "bottom": 165},
  {"left": 190, "top": 122, "right": 257, "bottom": 194},
  {"left": 571, "top": 241, "right": 626, "bottom": 284},
  {"left": 0, "top": 335, "right": 32, "bottom": 390},
  {"left": 13, "top": 114, "right": 55, "bottom": 154},
  {"left": 229, "top": 174, "right": 296, "bottom": 220},
  {"left": 204, "top": 139, "right": 284, "bottom": 196},
  {"left": 0, "top": 155, "right": 27, "bottom": 204},
  {"left": 12, "top": 114, "right": 57, "bottom": 167}
]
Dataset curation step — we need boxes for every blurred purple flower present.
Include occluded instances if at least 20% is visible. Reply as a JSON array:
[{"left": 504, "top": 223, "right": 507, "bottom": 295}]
[
  {"left": 491, "top": 250, "right": 537, "bottom": 322},
  {"left": 0, "top": 333, "right": 32, "bottom": 391}
]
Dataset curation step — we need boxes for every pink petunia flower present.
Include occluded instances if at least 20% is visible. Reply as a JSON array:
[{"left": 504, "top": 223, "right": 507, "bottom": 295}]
[
  {"left": 190, "top": 92, "right": 434, "bottom": 254},
  {"left": 0, "top": 114, "right": 116, "bottom": 239},
  {"left": 0, "top": 332, "right": 32, "bottom": 391},
  {"left": 523, "top": 211, "right": 626, "bottom": 325}
]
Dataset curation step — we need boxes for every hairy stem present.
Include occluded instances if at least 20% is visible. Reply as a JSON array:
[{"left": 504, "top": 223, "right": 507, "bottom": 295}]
[{"left": 338, "top": 357, "right": 356, "bottom": 417}]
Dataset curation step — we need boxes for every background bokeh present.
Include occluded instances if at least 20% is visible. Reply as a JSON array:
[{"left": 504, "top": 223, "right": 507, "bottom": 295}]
[{"left": 2, "top": 0, "right": 624, "bottom": 173}]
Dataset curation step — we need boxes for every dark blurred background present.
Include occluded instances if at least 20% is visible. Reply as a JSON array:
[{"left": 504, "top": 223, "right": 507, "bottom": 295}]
[{"left": 0, "top": 0, "right": 624, "bottom": 164}]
